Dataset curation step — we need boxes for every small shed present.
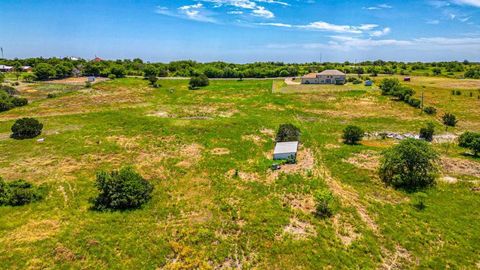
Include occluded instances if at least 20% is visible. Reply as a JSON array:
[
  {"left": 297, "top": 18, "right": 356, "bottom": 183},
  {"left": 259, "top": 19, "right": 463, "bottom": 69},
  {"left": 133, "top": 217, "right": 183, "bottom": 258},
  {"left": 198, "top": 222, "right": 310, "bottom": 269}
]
[
  {"left": 365, "top": 80, "right": 373, "bottom": 86},
  {"left": 404, "top": 77, "right": 411, "bottom": 82},
  {"left": 87, "top": 76, "right": 96, "bottom": 82},
  {"left": 273, "top": 141, "right": 299, "bottom": 161}
]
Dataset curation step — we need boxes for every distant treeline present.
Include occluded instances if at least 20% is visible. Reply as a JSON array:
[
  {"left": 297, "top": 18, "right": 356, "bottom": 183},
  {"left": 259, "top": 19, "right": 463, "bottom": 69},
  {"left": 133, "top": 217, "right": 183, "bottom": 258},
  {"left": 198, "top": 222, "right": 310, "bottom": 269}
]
[{"left": 1, "top": 58, "right": 480, "bottom": 81}]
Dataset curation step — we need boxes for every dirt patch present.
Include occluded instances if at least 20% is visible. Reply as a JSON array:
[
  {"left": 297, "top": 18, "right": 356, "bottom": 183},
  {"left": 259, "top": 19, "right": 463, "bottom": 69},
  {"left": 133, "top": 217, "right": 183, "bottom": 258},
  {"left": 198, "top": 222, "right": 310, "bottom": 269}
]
[
  {"left": 106, "top": 135, "right": 141, "bottom": 151},
  {"left": 54, "top": 244, "right": 77, "bottom": 262},
  {"left": 281, "top": 217, "right": 317, "bottom": 240},
  {"left": 282, "top": 193, "right": 315, "bottom": 214},
  {"left": 344, "top": 150, "right": 381, "bottom": 171},
  {"left": 147, "top": 111, "right": 170, "bottom": 118},
  {"left": 176, "top": 143, "right": 204, "bottom": 168},
  {"left": 260, "top": 128, "right": 275, "bottom": 137},
  {"left": 325, "top": 144, "right": 341, "bottom": 149},
  {"left": 211, "top": 148, "right": 231, "bottom": 155},
  {"left": 242, "top": 134, "right": 266, "bottom": 145},
  {"left": 46, "top": 76, "right": 108, "bottom": 85},
  {"left": 380, "top": 245, "right": 416, "bottom": 270},
  {"left": 440, "top": 157, "right": 480, "bottom": 178},
  {"left": 226, "top": 169, "right": 260, "bottom": 182},
  {"left": 441, "top": 176, "right": 458, "bottom": 184},
  {"left": 3, "top": 220, "right": 61, "bottom": 244},
  {"left": 332, "top": 214, "right": 361, "bottom": 246},
  {"left": 268, "top": 148, "right": 315, "bottom": 181}
]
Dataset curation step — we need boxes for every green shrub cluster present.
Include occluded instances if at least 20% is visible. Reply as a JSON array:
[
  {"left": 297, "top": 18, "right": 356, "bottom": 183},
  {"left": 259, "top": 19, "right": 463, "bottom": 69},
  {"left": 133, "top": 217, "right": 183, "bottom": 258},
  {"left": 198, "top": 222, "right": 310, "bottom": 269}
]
[
  {"left": 315, "top": 189, "right": 335, "bottom": 218},
  {"left": 379, "top": 78, "right": 425, "bottom": 109},
  {"left": 0, "top": 86, "right": 28, "bottom": 112},
  {"left": 342, "top": 125, "right": 364, "bottom": 145},
  {"left": 442, "top": 113, "right": 458, "bottom": 127},
  {"left": 464, "top": 67, "right": 480, "bottom": 79},
  {"left": 423, "top": 106, "right": 437, "bottom": 115},
  {"left": 458, "top": 132, "right": 480, "bottom": 156},
  {"left": 92, "top": 167, "right": 154, "bottom": 211},
  {"left": 189, "top": 74, "right": 209, "bottom": 89},
  {"left": 276, "top": 124, "right": 301, "bottom": 142},
  {"left": 419, "top": 123, "right": 435, "bottom": 142},
  {"left": 11, "top": 118, "right": 43, "bottom": 139},
  {"left": 0, "top": 178, "right": 45, "bottom": 206}
]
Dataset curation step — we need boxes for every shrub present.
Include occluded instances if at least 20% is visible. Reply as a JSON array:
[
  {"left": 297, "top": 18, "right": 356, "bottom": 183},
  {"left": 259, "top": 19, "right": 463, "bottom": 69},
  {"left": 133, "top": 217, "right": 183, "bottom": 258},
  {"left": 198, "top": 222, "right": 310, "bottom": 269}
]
[
  {"left": 379, "top": 139, "right": 438, "bottom": 190},
  {"left": 47, "top": 93, "right": 57, "bottom": 99},
  {"left": 109, "top": 65, "right": 126, "bottom": 78},
  {"left": 419, "top": 122, "right": 435, "bottom": 142},
  {"left": 458, "top": 132, "right": 480, "bottom": 156},
  {"left": 379, "top": 78, "right": 400, "bottom": 95},
  {"left": 423, "top": 106, "right": 437, "bottom": 115},
  {"left": 442, "top": 113, "right": 458, "bottom": 127},
  {"left": 34, "top": 63, "right": 56, "bottom": 80},
  {"left": 0, "top": 72, "right": 4, "bottom": 83},
  {"left": 189, "top": 74, "right": 209, "bottom": 89},
  {"left": 93, "top": 167, "right": 153, "bottom": 211},
  {"left": 407, "top": 98, "right": 421, "bottom": 108},
  {"left": 11, "top": 97, "right": 28, "bottom": 107},
  {"left": 0, "top": 100, "right": 14, "bottom": 112},
  {"left": 276, "top": 124, "right": 301, "bottom": 142},
  {"left": 108, "top": 74, "right": 117, "bottom": 80},
  {"left": 342, "top": 125, "right": 364, "bottom": 145},
  {"left": 0, "top": 178, "right": 44, "bottom": 206},
  {"left": 11, "top": 118, "right": 43, "bottom": 139},
  {"left": 147, "top": 75, "right": 160, "bottom": 88},
  {"left": 85, "top": 81, "right": 92, "bottom": 88},
  {"left": 315, "top": 189, "right": 335, "bottom": 218}
]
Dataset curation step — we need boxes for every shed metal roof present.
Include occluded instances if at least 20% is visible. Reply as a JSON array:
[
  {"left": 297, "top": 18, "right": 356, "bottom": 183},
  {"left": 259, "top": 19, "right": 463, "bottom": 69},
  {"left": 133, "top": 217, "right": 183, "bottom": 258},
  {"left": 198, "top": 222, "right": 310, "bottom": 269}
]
[{"left": 274, "top": 141, "right": 299, "bottom": 154}]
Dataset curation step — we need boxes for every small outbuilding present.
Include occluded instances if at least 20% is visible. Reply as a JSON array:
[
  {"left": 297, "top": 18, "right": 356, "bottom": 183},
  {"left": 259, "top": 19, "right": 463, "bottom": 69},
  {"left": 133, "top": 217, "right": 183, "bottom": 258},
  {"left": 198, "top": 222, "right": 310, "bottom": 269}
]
[
  {"left": 365, "top": 80, "right": 373, "bottom": 86},
  {"left": 404, "top": 77, "right": 411, "bottom": 82},
  {"left": 87, "top": 76, "right": 96, "bottom": 82},
  {"left": 273, "top": 141, "right": 299, "bottom": 161}
]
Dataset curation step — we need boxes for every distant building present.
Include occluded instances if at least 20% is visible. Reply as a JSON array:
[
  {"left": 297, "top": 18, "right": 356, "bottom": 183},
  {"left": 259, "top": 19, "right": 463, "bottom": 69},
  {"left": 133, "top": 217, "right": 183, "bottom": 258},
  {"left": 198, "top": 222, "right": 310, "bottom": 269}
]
[
  {"left": 22, "top": 66, "right": 32, "bottom": 72},
  {"left": 93, "top": 57, "right": 103, "bottom": 62},
  {"left": 0, "top": 65, "right": 13, "bottom": 72},
  {"left": 87, "top": 76, "right": 96, "bottom": 82},
  {"left": 301, "top": 70, "right": 346, "bottom": 85},
  {"left": 365, "top": 80, "right": 373, "bottom": 86},
  {"left": 404, "top": 77, "right": 411, "bottom": 82},
  {"left": 273, "top": 141, "right": 299, "bottom": 161}
]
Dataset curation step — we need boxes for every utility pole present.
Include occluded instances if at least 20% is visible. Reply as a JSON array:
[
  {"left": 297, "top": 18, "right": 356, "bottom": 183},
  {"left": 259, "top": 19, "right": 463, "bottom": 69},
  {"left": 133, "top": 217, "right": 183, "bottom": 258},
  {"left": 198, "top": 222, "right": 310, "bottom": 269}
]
[
  {"left": 421, "top": 86, "right": 425, "bottom": 114},
  {"left": 0, "top": 47, "right": 4, "bottom": 59}
]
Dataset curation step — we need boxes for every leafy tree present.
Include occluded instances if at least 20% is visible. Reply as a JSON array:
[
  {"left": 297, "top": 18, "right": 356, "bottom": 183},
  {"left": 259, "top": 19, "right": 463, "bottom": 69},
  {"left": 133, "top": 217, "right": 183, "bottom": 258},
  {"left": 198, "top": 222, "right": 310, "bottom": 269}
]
[
  {"left": 315, "top": 189, "right": 335, "bottom": 218},
  {"left": 23, "top": 73, "right": 36, "bottom": 82},
  {"left": 442, "top": 113, "right": 458, "bottom": 128},
  {"left": 419, "top": 122, "right": 435, "bottom": 142},
  {"left": 379, "top": 139, "right": 439, "bottom": 190},
  {"left": 11, "top": 118, "right": 43, "bottom": 139},
  {"left": 110, "top": 65, "right": 126, "bottom": 78},
  {"left": 143, "top": 65, "right": 158, "bottom": 78},
  {"left": 342, "top": 125, "right": 364, "bottom": 145},
  {"left": 458, "top": 132, "right": 480, "bottom": 156},
  {"left": 432, "top": 68, "right": 442, "bottom": 75},
  {"left": 189, "top": 74, "right": 209, "bottom": 89},
  {"left": 34, "top": 63, "right": 56, "bottom": 80},
  {"left": 92, "top": 167, "right": 153, "bottom": 211},
  {"left": 0, "top": 72, "right": 4, "bottom": 83},
  {"left": 379, "top": 78, "right": 400, "bottom": 95},
  {"left": 276, "top": 124, "right": 301, "bottom": 142},
  {"left": 54, "top": 63, "right": 73, "bottom": 78}
]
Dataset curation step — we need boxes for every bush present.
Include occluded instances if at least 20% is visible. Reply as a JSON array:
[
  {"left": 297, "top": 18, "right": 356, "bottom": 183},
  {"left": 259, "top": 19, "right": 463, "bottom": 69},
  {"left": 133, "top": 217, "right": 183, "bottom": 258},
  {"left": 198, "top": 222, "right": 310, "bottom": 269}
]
[
  {"left": 108, "top": 74, "right": 117, "bottom": 80},
  {"left": 276, "top": 123, "right": 301, "bottom": 142},
  {"left": 423, "top": 106, "right": 437, "bottom": 115},
  {"left": 379, "top": 139, "right": 438, "bottom": 190},
  {"left": 0, "top": 100, "right": 14, "bottom": 112},
  {"left": 0, "top": 178, "right": 44, "bottom": 206},
  {"left": 407, "top": 98, "right": 421, "bottom": 108},
  {"left": 342, "top": 125, "right": 364, "bottom": 145},
  {"left": 109, "top": 65, "right": 126, "bottom": 78},
  {"left": 34, "top": 63, "right": 56, "bottom": 81},
  {"left": 47, "top": 93, "right": 57, "bottom": 99},
  {"left": 189, "top": 74, "right": 209, "bottom": 89},
  {"left": 92, "top": 167, "right": 153, "bottom": 211},
  {"left": 12, "top": 97, "right": 28, "bottom": 107},
  {"left": 11, "top": 118, "right": 43, "bottom": 139},
  {"left": 315, "top": 189, "right": 335, "bottom": 218},
  {"left": 419, "top": 122, "right": 435, "bottom": 142},
  {"left": 379, "top": 78, "right": 400, "bottom": 95},
  {"left": 442, "top": 113, "right": 458, "bottom": 127},
  {"left": 458, "top": 132, "right": 480, "bottom": 156},
  {"left": 85, "top": 81, "right": 92, "bottom": 88}
]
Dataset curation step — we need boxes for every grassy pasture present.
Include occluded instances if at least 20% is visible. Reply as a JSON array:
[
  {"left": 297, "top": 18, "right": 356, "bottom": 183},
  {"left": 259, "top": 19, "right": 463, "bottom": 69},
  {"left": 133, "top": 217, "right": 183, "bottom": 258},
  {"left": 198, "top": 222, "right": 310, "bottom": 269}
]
[{"left": 0, "top": 76, "right": 479, "bottom": 269}]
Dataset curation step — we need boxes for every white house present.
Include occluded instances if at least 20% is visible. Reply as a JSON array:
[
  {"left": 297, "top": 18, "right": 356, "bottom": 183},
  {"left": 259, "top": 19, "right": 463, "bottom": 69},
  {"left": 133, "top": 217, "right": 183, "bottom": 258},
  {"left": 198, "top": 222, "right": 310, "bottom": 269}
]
[
  {"left": 273, "top": 141, "right": 299, "bottom": 161},
  {"left": 0, "top": 65, "right": 13, "bottom": 72},
  {"left": 301, "top": 70, "right": 346, "bottom": 85}
]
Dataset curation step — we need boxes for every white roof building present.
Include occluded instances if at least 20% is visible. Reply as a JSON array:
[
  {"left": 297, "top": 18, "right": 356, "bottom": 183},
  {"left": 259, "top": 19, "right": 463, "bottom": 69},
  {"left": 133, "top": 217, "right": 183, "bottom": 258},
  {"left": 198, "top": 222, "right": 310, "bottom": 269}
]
[
  {"left": 273, "top": 141, "right": 299, "bottom": 160},
  {"left": 0, "top": 65, "right": 13, "bottom": 72}
]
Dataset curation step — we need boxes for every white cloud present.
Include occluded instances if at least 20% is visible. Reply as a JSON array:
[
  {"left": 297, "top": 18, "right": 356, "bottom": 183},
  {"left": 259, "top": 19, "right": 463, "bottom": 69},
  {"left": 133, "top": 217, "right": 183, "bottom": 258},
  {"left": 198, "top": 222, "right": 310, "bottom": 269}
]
[
  {"left": 426, "top": 19, "right": 440, "bottom": 24},
  {"left": 252, "top": 6, "right": 274, "bottom": 18},
  {"left": 363, "top": 3, "right": 393, "bottom": 10},
  {"left": 258, "top": 22, "right": 292, "bottom": 27},
  {"left": 452, "top": 0, "right": 480, "bottom": 7},
  {"left": 370, "top": 27, "right": 391, "bottom": 37},
  {"left": 155, "top": 5, "right": 217, "bottom": 23},
  {"left": 299, "top": 21, "right": 362, "bottom": 33}
]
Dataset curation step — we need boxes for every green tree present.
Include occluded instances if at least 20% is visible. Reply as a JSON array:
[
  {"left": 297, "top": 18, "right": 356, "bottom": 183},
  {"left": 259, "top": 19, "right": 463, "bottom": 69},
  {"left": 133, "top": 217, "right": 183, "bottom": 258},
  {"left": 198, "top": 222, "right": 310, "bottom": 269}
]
[
  {"left": 315, "top": 189, "right": 335, "bottom": 218},
  {"left": 0, "top": 178, "right": 45, "bottom": 206},
  {"left": 379, "top": 78, "right": 400, "bottom": 95},
  {"left": 419, "top": 122, "right": 435, "bottom": 142},
  {"left": 110, "top": 65, "right": 126, "bottom": 78},
  {"left": 379, "top": 139, "right": 439, "bottom": 190},
  {"left": 276, "top": 124, "right": 301, "bottom": 142},
  {"left": 189, "top": 74, "right": 209, "bottom": 89},
  {"left": 143, "top": 65, "right": 158, "bottom": 78},
  {"left": 458, "top": 132, "right": 480, "bottom": 156},
  {"left": 93, "top": 167, "right": 153, "bottom": 211},
  {"left": 11, "top": 118, "right": 43, "bottom": 139},
  {"left": 34, "top": 63, "right": 56, "bottom": 80},
  {"left": 342, "top": 125, "right": 364, "bottom": 145},
  {"left": 442, "top": 113, "right": 458, "bottom": 128}
]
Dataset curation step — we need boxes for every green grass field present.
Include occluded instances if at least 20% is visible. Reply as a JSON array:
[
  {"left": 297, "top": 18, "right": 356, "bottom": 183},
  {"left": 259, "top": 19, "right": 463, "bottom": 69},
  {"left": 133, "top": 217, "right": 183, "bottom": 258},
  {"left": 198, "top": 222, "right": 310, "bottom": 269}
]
[{"left": 0, "top": 76, "right": 479, "bottom": 269}]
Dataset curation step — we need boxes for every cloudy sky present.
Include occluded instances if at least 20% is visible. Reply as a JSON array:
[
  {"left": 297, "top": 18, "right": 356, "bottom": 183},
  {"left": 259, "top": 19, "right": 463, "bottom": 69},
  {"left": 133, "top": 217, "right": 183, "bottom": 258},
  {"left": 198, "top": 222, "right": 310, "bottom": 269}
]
[{"left": 1, "top": 0, "right": 480, "bottom": 62}]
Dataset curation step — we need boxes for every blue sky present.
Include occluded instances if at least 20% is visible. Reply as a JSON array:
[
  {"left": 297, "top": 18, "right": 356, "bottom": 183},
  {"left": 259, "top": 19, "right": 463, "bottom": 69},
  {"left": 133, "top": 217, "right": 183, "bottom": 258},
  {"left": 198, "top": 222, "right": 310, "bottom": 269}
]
[{"left": 1, "top": 0, "right": 479, "bottom": 62}]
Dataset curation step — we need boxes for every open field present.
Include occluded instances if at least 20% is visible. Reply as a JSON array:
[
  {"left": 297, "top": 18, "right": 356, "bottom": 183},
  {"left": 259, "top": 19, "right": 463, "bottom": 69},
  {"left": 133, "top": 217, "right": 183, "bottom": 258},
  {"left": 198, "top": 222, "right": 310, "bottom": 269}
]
[{"left": 0, "top": 76, "right": 479, "bottom": 269}]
